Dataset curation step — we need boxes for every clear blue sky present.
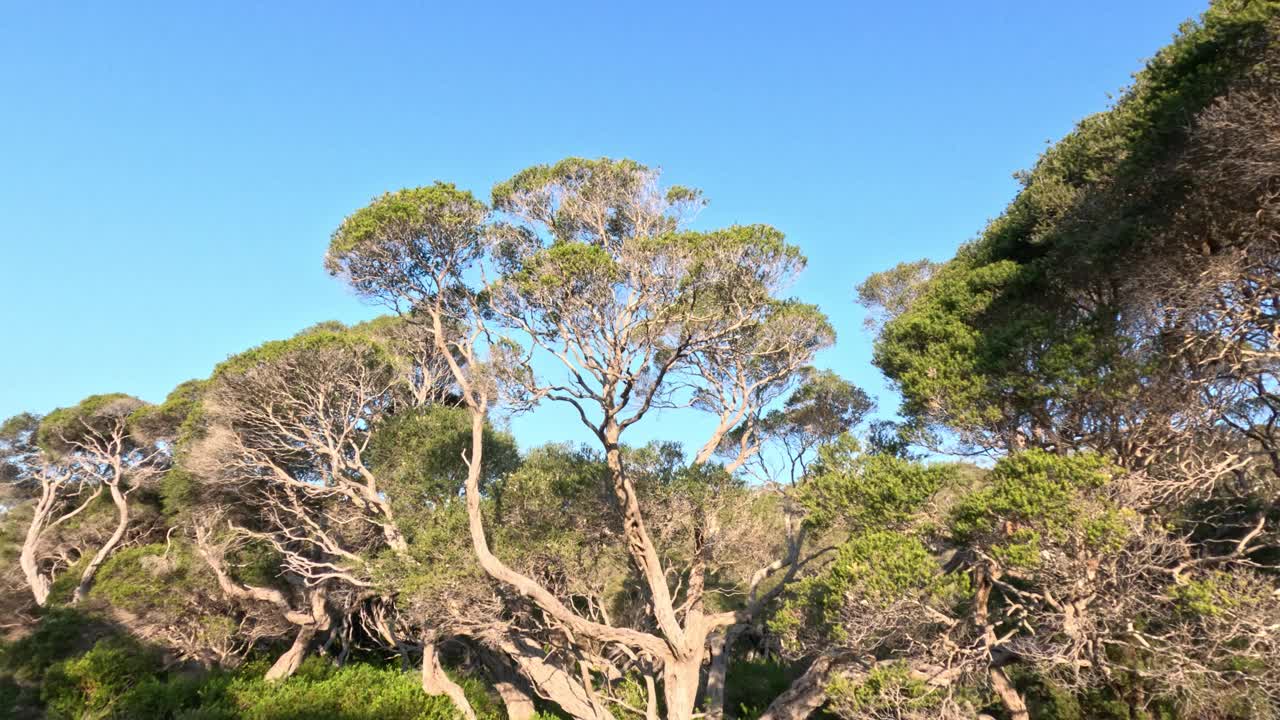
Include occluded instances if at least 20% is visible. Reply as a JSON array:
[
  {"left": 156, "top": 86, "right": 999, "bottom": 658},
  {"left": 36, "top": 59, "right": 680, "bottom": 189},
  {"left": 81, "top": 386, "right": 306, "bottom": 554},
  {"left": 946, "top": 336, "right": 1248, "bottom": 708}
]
[{"left": 0, "top": 1, "right": 1207, "bottom": 449}]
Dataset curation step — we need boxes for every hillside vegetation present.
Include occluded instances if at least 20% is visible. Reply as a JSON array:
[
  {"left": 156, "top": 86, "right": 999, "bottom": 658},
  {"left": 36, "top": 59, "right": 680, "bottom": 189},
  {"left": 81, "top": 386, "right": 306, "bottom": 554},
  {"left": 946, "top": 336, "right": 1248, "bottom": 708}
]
[{"left": 4, "top": 2, "right": 1280, "bottom": 718}]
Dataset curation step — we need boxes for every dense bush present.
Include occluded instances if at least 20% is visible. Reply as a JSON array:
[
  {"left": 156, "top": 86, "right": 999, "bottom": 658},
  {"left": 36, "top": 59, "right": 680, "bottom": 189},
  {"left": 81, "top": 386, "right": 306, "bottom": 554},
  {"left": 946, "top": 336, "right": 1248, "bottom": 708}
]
[{"left": 1, "top": 621, "right": 505, "bottom": 720}]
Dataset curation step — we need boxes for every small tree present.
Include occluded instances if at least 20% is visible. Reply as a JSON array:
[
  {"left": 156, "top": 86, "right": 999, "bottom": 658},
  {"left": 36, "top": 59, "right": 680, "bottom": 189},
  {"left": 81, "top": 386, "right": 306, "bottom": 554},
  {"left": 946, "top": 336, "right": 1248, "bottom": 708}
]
[
  {"left": 2, "top": 395, "right": 167, "bottom": 606},
  {"left": 185, "top": 330, "right": 407, "bottom": 680}
]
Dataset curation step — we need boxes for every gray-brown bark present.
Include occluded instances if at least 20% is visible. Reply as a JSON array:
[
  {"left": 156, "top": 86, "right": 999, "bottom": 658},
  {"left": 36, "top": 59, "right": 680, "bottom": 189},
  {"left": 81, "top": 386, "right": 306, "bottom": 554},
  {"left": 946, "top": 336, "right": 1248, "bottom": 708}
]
[
  {"left": 491, "top": 635, "right": 612, "bottom": 720},
  {"left": 421, "top": 637, "right": 477, "bottom": 720},
  {"left": 704, "top": 625, "right": 745, "bottom": 720},
  {"left": 71, "top": 480, "right": 129, "bottom": 604},
  {"left": 757, "top": 655, "right": 838, "bottom": 720},
  {"left": 266, "top": 625, "right": 317, "bottom": 681},
  {"left": 990, "top": 666, "right": 1030, "bottom": 720},
  {"left": 479, "top": 647, "right": 537, "bottom": 720}
]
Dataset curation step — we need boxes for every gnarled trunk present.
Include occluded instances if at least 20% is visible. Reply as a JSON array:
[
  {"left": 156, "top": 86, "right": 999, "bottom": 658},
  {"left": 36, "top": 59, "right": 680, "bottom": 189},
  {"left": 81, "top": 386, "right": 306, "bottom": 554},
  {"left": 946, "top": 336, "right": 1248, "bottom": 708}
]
[
  {"left": 266, "top": 625, "right": 317, "bottom": 681},
  {"left": 421, "top": 636, "right": 477, "bottom": 720},
  {"left": 758, "top": 655, "right": 837, "bottom": 720},
  {"left": 496, "top": 636, "right": 612, "bottom": 720},
  {"left": 264, "top": 587, "right": 332, "bottom": 682},
  {"left": 479, "top": 646, "right": 537, "bottom": 720},
  {"left": 19, "top": 536, "right": 51, "bottom": 606},
  {"left": 990, "top": 667, "right": 1029, "bottom": 720},
  {"left": 72, "top": 482, "right": 129, "bottom": 604}
]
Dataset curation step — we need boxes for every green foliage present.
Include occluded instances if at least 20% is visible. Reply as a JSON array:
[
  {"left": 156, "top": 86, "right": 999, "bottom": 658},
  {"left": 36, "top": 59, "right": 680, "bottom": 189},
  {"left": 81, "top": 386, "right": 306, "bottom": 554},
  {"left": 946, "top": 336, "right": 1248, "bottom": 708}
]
[
  {"left": 368, "top": 405, "right": 519, "bottom": 512},
  {"left": 491, "top": 156, "right": 653, "bottom": 218},
  {"left": 0, "top": 609, "right": 114, "bottom": 685},
  {"left": 91, "top": 541, "right": 218, "bottom": 622},
  {"left": 949, "top": 450, "right": 1114, "bottom": 543},
  {"left": 129, "top": 380, "right": 207, "bottom": 442},
  {"left": 223, "top": 539, "right": 286, "bottom": 591},
  {"left": 826, "top": 663, "right": 942, "bottom": 718},
  {"left": 723, "top": 659, "right": 797, "bottom": 720},
  {"left": 46, "top": 556, "right": 91, "bottom": 607},
  {"left": 517, "top": 241, "right": 621, "bottom": 292},
  {"left": 773, "top": 530, "right": 968, "bottom": 649},
  {"left": 824, "top": 531, "right": 947, "bottom": 608},
  {"left": 870, "top": 1, "right": 1280, "bottom": 436},
  {"left": 37, "top": 393, "right": 146, "bottom": 455},
  {"left": 205, "top": 659, "right": 497, "bottom": 720},
  {"left": 325, "top": 183, "right": 488, "bottom": 304},
  {"left": 799, "top": 436, "right": 953, "bottom": 530},
  {"left": 855, "top": 258, "right": 938, "bottom": 331},
  {"left": 0, "top": 609, "right": 119, "bottom": 718},
  {"left": 295, "top": 319, "right": 349, "bottom": 336},
  {"left": 492, "top": 443, "right": 615, "bottom": 567},
  {"left": 3, "top": 621, "right": 499, "bottom": 720},
  {"left": 42, "top": 635, "right": 161, "bottom": 719},
  {"left": 947, "top": 451, "right": 1139, "bottom": 576},
  {"left": 329, "top": 183, "right": 486, "bottom": 258},
  {"left": 759, "top": 370, "right": 873, "bottom": 446},
  {"left": 212, "top": 330, "right": 394, "bottom": 380},
  {"left": 645, "top": 223, "right": 801, "bottom": 270},
  {"left": 499, "top": 443, "right": 606, "bottom": 519},
  {"left": 1168, "top": 576, "right": 1234, "bottom": 618},
  {"left": 159, "top": 468, "right": 198, "bottom": 519},
  {"left": 0, "top": 412, "right": 39, "bottom": 441},
  {"left": 1163, "top": 570, "right": 1269, "bottom": 621}
]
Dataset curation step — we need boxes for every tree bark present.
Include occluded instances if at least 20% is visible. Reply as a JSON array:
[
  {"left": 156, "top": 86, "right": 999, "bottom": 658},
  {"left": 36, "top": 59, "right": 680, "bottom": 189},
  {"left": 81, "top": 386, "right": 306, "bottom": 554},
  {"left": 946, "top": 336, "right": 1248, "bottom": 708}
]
[
  {"left": 603, "top": 435, "right": 687, "bottom": 649},
  {"left": 989, "top": 667, "right": 1029, "bottom": 720},
  {"left": 705, "top": 625, "right": 743, "bottom": 720},
  {"left": 494, "top": 636, "right": 613, "bottom": 720},
  {"left": 663, "top": 653, "right": 702, "bottom": 720},
  {"left": 72, "top": 482, "right": 129, "bottom": 604},
  {"left": 421, "top": 637, "right": 477, "bottom": 720},
  {"left": 19, "top": 535, "right": 51, "bottom": 607},
  {"left": 643, "top": 672, "right": 659, "bottom": 720},
  {"left": 757, "top": 655, "right": 837, "bottom": 720},
  {"left": 479, "top": 646, "right": 537, "bottom": 720},
  {"left": 266, "top": 625, "right": 317, "bottom": 681}
]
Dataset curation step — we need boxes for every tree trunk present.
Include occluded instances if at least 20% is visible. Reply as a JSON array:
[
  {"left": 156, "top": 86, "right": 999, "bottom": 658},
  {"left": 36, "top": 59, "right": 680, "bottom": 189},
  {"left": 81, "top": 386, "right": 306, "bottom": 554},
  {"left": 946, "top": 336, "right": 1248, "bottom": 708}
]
[
  {"left": 496, "top": 636, "right": 613, "bottom": 720},
  {"left": 266, "top": 625, "right": 317, "bottom": 681},
  {"left": 19, "top": 537, "right": 51, "bottom": 607},
  {"left": 421, "top": 637, "right": 477, "bottom": 720},
  {"left": 705, "top": 625, "right": 742, "bottom": 720},
  {"left": 493, "top": 672, "right": 537, "bottom": 720},
  {"left": 479, "top": 647, "right": 537, "bottom": 720},
  {"left": 643, "top": 673, "right": 659, "bottom": 720},
  {"left": 989, "top": 667, "right": 1029, "bottom": 720},
  {"left": 71, "top": 483, "right": 129, "bottom": 604},
  {"left": 757, "top": 655, "right": 836, "bottom": 720},
  {"left": 603, "top": 437, "right": 686, "bottom": 648},
  {"left": 663, "top": 653, "right": 702, "bottom": 720}
]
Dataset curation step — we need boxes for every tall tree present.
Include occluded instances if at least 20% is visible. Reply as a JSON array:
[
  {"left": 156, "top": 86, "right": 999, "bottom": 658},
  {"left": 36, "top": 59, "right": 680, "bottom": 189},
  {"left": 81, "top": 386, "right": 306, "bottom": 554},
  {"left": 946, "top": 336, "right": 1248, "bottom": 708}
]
[
  {"left": 326, "top": 159, "right": 839, "bottom": 720},
  {"left": 860, "top": 3, "right": 1280, "bottom": 715}
]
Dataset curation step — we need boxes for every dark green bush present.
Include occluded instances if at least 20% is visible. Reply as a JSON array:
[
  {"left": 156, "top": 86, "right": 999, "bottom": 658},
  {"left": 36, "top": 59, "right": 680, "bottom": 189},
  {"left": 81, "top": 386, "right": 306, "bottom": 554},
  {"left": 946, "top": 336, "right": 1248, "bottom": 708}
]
[
  {"left": 41, "top": 635, "right": 162, "bottom": 719},
  {"left": 3, "top": 625, "right": 499, "bottom": 720}
]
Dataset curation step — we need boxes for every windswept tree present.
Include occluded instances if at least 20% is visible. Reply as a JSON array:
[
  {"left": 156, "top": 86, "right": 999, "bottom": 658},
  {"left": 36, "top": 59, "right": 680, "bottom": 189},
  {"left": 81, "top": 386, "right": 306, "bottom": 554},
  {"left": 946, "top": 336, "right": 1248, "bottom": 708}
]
[
  {"left": 764, "top": 440, "right": 971, "bottom": 720},
  {"left": 859, "top": 3, "right": 1280, "bottom": 716},
  {"left": 2, "top": 394, "right": 169, "bottom": 606},
  {"left": 185, "top": 330, "right": 413, "bottom": 680},
  {"left": 326, "top": 158, "right": 842, "bottom": 720}
]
